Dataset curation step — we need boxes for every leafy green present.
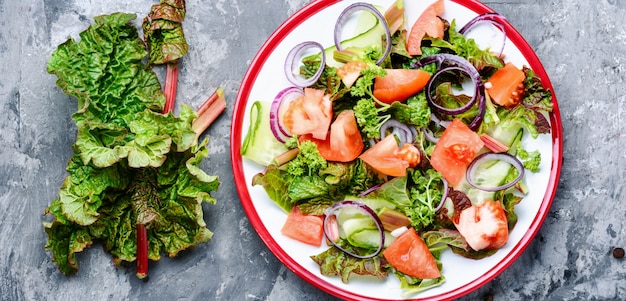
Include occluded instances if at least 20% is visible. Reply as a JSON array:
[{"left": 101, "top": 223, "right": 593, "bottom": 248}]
[
  {"left": 44, "top": 12, "right": 219, "bottom": 276},
  {"left": 406, "top": 169, "right": 445, "bottom": 231},
  {"left": 350, "top": 63, "right": 386, "bottom": 100},
  {"left": 310, "top": 243, "right": 388, "bottom": 283},
  {"left": 142, "top": 0, "right": 188, "bottom": 66},
  {"left": 389, "top": 91, "right": 431, "bottom": 127},
  {"left": 353, "top": 98, "right": 391, "bottom": 139},
  {"left": 428, "top": 20, "right": 504, "bottom": 71},
  {"left": 517, "top": 146, "right": 542, "bottom": 172},
  {"left": 286, "top": 140, "right": 328, "bottom": 177}
]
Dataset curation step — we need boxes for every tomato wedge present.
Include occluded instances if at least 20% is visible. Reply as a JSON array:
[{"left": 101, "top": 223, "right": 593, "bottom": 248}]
[
  {"left": 337, "top": 61, "right": 369, "bottom": 88},
  {"left": 406, "top": 0, "right": 445, "bottom": 56},
  {"left": 383, "top": 227, "right": 441, "bottom": 279},
  {"left": 453, "top": 200, "right": 509, "bottom": 251},
  {"left": 359, "top": 135, "right": 409, "bottom": 177},
  {"left": 301, "top": 110, "right": 364, "bottom": 162},
  {"left": 281, "top": 206, "right": 324, "bottom": 247},
  {"left": 430, "top": 118, "right": 484, "bottom": 186},
  {"left": 373, "top": 69, "right": 431, "bottom": 104},
  {"left": 282, "top": 88, "right": 332, "bottom": 140},
  {"left": 486, "top": 62, "right": 525, "bottom": 107}
]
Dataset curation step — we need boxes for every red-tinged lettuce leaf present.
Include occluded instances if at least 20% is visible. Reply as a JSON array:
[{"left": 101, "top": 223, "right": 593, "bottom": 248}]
[
  {"left": 47, "top": 13, "right": 165, "bottom": 126},
  {"left": 142, "top": 0, "right": 188, "bottom": 66},
  {"left": 422, "top": 228, "right": 498, "bottom": 260},
  {"left": 311, "top": 245, "right": 388, "bottom": 283}
]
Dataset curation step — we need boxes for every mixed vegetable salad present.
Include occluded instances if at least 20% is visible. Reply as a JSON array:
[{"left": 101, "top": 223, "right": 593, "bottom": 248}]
[{"left": 241, "top": 0, "right": 553, "bottom": 296}]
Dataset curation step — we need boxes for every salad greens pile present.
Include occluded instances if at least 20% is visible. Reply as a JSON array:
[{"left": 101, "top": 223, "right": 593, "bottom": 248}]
[
  {"left": 44, "top": 8, "right": 219, "bottom": 276},
  {"left": 243, "top": 1, "right": 553, "bottom": 296}
]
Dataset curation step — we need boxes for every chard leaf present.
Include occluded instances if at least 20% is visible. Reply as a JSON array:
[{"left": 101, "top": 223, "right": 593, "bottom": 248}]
[
  {"left": 143, "top": 0, "right": 188, "bottom": 66},
  {"left": 47, "top": 13, "right": 165, "bottom": 126},
  {"left": 43, "top": 219, "right": 92, "bottom": 275},
  {"left": 119, "top": 135, "right": 171, "bottom": 168},
  {"left": 45, "top": 11, "right": 219, "bottom": 276},
  {"left": 74, "top": 126, "right": 123, "bottom": 168}
]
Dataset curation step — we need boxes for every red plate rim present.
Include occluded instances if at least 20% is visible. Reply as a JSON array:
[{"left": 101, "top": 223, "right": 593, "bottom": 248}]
[{"left": 230, "top": 1, "right": 563, "bottom": 300}]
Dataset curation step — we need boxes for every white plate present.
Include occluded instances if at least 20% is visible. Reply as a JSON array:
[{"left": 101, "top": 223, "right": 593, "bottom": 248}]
[{"left": 231, "top": 1, "right": 563, "bottom": 300}]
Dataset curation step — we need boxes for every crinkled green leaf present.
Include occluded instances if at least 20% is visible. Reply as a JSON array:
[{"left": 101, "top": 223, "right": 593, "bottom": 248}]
[
  {"left": 43, "top": 220, "right": 93, "bottom": 275},
  {"left": 311, "top": 244, "right": 388, "bottom": 283},
  {"left": 45, "top": 11, "right": 219, "bottom": 277},
  {"left": 47, "top": 13, "right": 165, "bottom": 127},
  {"left": 252, "top": 165, "right": 293, "bottom": 213},
  {"left": 143, "top": 0, "right": 188, "bottom": 66}
]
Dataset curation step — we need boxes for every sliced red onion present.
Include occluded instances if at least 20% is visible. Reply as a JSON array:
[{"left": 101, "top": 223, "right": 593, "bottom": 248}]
[
  {"left": 466, "top": 152, "right": 524, "bottom": 192},
  {"left": 323, "top": 200, "right": 385, "bottom": 259},
  {"left": 412, "top": 54, "right": 486, "bottom": 131},
  {"left": 427, "top": 66, "right": 478, "bottom": 115},
  {"left": 269, "top": 86, "right": 304, "bottom": 142},
  {"left": 459, "top": 13, "right": 507, "bottom": 58},
  {"left": 285, "top": 41, "right": 326, "bottom": 87},
  {"left": 358, "top": 184, "right": 382, "bottom": 197},
  {"left": 334, "top": 2, "right": 391, "bottom": 66},
  {"left": 379, "top": 119, "right": 414, "bottom": 145},
  {"left": 435, "top": 178, "right": 449, "bottom": 213},
  {"left": 422, "top": 127, "right": 439, "bottom": 143}
]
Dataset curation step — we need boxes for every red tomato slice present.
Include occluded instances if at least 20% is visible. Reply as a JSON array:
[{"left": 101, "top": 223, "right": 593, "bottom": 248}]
[
  {"left": 383, "top": 227, "right": 441, "bottom": 279},
  {"left": 406, "top": 0, "right": 445, "bottom": 56},
  {"left": 301, "top": 110, "right": 364, "bottom": 162},
  {"left": 337, "top": 61, "right": 369, "bottom": 88},
  {"left": 430, "top": 118, "right": 484, "bottom": 186},
  {"left": 453, "top": 200, "right": 509, "bottom": 251},
  {"left": 359, "top": 135, "right": 409, "bottom": 177},
  {"left": 280, "top": 206, "right": 324, "bottom": 247},
  {"left": 282, "top": 88, "right": 332, "bottom": 140},
  {"left": 486, "top": 62, "right": 526, "bottom": 107},
  {"left": 373, "top": 69, "right": 431, "bottom": 104}
]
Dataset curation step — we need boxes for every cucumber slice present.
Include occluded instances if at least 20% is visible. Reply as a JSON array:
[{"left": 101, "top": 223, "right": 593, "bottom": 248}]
[{"left": 348, "top": 228, "right": 395, "bottom": 249}]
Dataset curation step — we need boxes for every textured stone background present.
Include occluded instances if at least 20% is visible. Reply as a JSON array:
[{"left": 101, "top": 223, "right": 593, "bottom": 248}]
[{"left": 0, "top": 0, "right": 624, "bottom": 300}]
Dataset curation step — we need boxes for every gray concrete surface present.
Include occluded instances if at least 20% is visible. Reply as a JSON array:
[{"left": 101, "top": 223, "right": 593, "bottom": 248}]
[{"left": 0, "top": 0, "right": 624, "bottom": 300}]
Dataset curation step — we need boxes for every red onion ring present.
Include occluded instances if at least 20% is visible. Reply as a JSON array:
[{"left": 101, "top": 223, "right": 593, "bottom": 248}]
[
  {"left": 357, "top": 184, "right": 382, "bottom": 197},
  {"left": 284, "top": 41, "right": 326, "bottom": 87},
  {"left": 334, "top": 2, "right": 391, "bottom": 66},
  {"left": 435, "top": 178, "right": 449, "bottom": 213},
  {"left": 422, "top": 127, "right": 439, "bottom": 143},
  {"left": 466, "top": 152, "right": 525, "bottom": 192},
  {"left": 379, "top": 119, "right": 415, "bottom": 145},
  {"left": 269, "top": 86, "right": 304, "bottom": 142},
  {"left": 412, "top": 54, "right": 486, "bottom": 131},
  {"left": 459, "top": 13, "right": 507, "bottom": 58},
  {"left": 323, "top": 200, "right": 385, "bottom": 259},
  {"left": 426, "top": 66, "right": 478, "bottom": 115}
]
